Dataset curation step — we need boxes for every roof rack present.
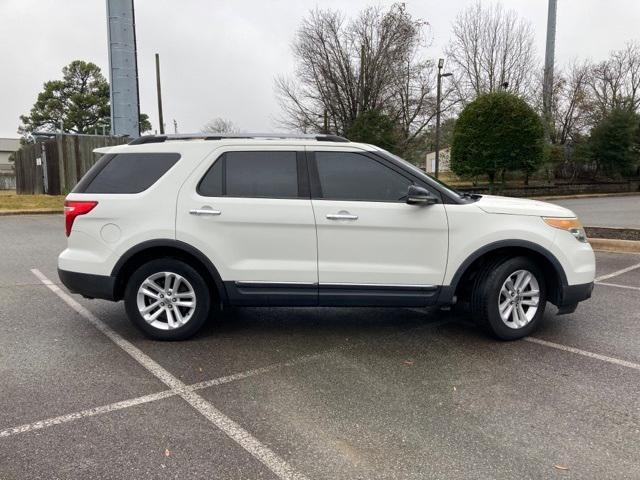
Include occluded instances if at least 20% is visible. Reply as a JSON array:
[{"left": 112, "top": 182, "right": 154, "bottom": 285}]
[{"left": 128, "top": 133, "right": 349, "bottom": 145}]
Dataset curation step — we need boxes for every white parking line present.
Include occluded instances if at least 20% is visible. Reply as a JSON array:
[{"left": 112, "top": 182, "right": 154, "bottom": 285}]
[
  {"left": 596, "top": 282, "right": 640, "bottom": 292},
  {"left": 525, "top": 337, "right": 640, "bottom": 372},
  {"left": 30, "top": 269, "right": 308, "bottom": 480},
  {"left": 0, "top": 352, "right": 327, "bottom": 440},
  {"left": 595, "top": 261, "right": 640, "bottom": 282},
  {"left": 0, "top": 390, "right": 174, "bottom": 438}
]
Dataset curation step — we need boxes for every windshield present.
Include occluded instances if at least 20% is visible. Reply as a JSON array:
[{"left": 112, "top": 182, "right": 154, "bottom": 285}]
[{"left": 374, "top": 147, "right": 465, "bottom": 198}]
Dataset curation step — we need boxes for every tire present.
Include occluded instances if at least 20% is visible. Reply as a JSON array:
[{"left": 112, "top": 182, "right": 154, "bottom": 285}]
[
  {"left": 124, "top": 258, "right": 211, "bottom": 340},
  {"left": 470, "top": 256, "right": 547, "bottom": 340}
]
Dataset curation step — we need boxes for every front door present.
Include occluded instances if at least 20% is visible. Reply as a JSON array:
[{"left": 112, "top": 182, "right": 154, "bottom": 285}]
[{"left": 308, "top": 148, "right": 449, "bottom": 306}]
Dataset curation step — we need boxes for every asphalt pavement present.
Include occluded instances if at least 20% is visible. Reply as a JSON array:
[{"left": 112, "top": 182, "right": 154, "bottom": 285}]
[
  {"left": 549, "top": 194, "right": 640, "bottom": 228},
  {"left": 1, "top": 215, "right": 639, "bottom": 480}
]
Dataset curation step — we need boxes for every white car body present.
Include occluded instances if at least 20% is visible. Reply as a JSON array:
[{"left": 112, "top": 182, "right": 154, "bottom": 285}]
[{"left": 58, "top": 134, "right": 595, "bottom": 339}]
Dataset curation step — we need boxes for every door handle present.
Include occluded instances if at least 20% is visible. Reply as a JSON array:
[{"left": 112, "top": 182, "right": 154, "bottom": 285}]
[
  {"left": 189, "top": 208, "right": 221, "bottom": 216},
  {"left": 326, "top": 213, "right": 358, "bottom": 220}
]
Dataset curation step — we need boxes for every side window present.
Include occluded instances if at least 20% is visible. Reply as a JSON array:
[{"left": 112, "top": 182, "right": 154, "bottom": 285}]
[
  {"left": 315, "top": 152, "right": 412, "bottom": 202},
  {"left": 198, "top": 151, "right": 299, "bottom": 198},
  {"left": 74, "top": 153, "right": 180, "bottom": 194}
]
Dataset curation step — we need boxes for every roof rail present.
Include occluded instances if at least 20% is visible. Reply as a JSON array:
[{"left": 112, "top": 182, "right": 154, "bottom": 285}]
[{"left": 128, "top": 133, "right": 349, "bottom": 145}]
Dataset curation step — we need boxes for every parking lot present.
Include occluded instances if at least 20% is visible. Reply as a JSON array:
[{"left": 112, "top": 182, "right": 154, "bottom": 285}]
[{"left": 1, "top": 214, "right": 639, "bottom": 480}]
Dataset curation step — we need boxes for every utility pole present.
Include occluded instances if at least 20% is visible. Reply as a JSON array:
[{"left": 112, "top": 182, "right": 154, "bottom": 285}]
[
  {"left": 435, "top": 58, "right": 452, "bottom": 178},
  {"left": 173, "top": 119, "right": 178, "bottom": 134},
  {"left": 106, "top": 0, "right": 140, "bottom": 138},
  {"left": 543, "top": 0, "right": 557, "bottom": 143},
  {"left": 155, "top": 53, "right": 165, "bottom": 134},
  {"left": 323, "top": 109, "right": 328, "bottom": 134}
]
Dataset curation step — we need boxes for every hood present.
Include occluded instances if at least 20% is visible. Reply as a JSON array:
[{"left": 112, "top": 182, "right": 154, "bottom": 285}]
[{"left": 476, "top": 195, "right": 576, "bottom": 217}]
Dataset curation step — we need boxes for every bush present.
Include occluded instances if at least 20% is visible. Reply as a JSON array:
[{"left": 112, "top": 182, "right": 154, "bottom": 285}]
[
  {"left": 588, "top": 108, "right": 640, "bottom": 176},
  {"left": 450, "top": 92, "right": 544, "bottom": 189}
]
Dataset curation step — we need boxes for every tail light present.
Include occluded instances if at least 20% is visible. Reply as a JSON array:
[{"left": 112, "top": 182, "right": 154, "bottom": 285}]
[{"left": 64, "top": 200, "right": 98, "bottom": 237}]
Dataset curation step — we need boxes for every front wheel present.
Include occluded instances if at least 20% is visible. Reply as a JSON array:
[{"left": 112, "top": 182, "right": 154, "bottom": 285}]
[
  {"left": 470, "top": 256, "right": 547, "bottom": 340},
  {"left": 124, "top": 258, "right": 211, "bottom": 340}
]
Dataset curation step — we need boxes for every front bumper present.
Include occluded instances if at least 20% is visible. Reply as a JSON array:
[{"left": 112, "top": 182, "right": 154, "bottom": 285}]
[
  {"left": 555, "top": 281, "right": 594, "bottom": 314},
  {"left": 58, "top": 268, "right": 116, "bottom": 301}
]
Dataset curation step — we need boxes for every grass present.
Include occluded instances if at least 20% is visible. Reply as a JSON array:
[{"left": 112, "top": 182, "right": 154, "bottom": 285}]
[{"left": 0, "top": 191, "right": 65, "bottom": 212}]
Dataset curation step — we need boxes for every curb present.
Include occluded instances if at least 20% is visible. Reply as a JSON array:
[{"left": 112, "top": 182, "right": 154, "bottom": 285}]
[
  {"left": 589, "top": 238, "right": 640, "bottom": 253},
  {"left": 532, "top": 192, "right": 640, "bottom": 201},
  {"left": 0, "top": 209, "right": 63, "bottom": 216}
]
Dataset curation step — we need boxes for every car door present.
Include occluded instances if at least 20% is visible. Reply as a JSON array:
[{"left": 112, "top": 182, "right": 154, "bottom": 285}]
[
  {"left": 176, "top": 146, "right": 317, "bottom": 305},
  {"left": 308, "top": 147, "right": 449, "bottom": 306}
]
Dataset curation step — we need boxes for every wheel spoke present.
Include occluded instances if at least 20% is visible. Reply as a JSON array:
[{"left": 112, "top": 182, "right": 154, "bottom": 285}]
[
  {"left": 173, "top": 306, "right": 184, "bottom": 325},
  {"left": 502, "top": 304, "right": 514, "bottom": 321},
  {"left": 517, "top": 304, "right": 528, "bottom": 327},
  {"left": 521, "top": 299, "right": 538, "bottom": 306},
  {"left": 520, "top": 289, "right": 539, "bottom": 298},
  {"left": 141, "top": 300, "right": 161, "bottom": 315},
  {"left": 175, "top": 300, "right": 194, "bottom": 308}
]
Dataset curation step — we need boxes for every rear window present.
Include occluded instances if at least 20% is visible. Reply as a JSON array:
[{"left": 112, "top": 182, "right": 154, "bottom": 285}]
[{"left": 73, "top": 153, "right": 180, "bottom": 194}]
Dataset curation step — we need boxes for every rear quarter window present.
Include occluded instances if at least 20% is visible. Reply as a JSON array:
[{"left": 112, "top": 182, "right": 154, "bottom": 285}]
[{"left": 73, "top": 153, "right": 180, "bottom": 194}]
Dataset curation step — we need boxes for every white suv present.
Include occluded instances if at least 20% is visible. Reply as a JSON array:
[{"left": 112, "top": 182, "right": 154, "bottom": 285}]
[{"left": 58, "top": 134, "right": 595, "bottom": 341}]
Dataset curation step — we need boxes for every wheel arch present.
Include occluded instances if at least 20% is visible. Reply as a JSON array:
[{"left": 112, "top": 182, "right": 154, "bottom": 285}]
[
  {"left": 439, "top": 240, "right": 568, "bottom": 306},
  {"left": 111, "top": 239, "right": 228, "bottom": 304}
]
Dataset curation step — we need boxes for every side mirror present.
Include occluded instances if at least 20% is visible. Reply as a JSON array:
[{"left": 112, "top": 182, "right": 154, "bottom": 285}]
[{"left": 406, "top": 185, "right": 437, "bottom": 206}]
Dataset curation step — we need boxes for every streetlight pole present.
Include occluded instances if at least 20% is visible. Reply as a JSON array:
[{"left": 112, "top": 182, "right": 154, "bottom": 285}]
[{"left": 435, "top": 58, "right": 453, "bottom": 178}]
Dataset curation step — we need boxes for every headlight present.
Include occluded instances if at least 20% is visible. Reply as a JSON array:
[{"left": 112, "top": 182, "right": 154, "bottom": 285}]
[{"left": 543, "top": 217, "right": 588, "bottom": 243}]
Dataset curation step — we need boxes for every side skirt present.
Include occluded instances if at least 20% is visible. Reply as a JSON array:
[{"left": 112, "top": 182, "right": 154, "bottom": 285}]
[{"left": 224, "top": 281, "right": 440, "bottom": 307}]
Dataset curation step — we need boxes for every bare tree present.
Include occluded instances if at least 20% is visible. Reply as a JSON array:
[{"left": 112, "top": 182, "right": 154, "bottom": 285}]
[
  {"left": 445, "top": 1, "right": 538, "bottom": 102},
  {"left": 545, "top": 62, "right": 591, "bottom": 144},
  {"left": 586, "top": 41, "right": 640, "bottom": 121},
  {"left": 202, "top": 117, "right": 239, "bottom": 134},
  {"left": 275, "top": 3, "right": 454, "bottom": 156}
]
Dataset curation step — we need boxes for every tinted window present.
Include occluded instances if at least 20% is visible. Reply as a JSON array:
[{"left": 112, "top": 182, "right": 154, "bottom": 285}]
[
  {"left": 199, "top": 151, "right": 299, "bottom": 198},
  {"left": 315, "top": 152, "right": 412, "bottom": 202},
  {"left": 77, "top": 153, "right": 180, "bottom": 194},
  {"left": 198, "top": 157, "right": 223, "bottom": 196}
]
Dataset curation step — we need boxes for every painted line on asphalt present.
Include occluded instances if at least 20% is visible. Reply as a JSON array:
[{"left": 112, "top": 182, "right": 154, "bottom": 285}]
[
  {"left": 596, "top": 281, "right": 640, "bottom": 291},
  {"left": 525, "top": 337, "right": 640, "bottom": 372},
  {"left": 0, "top": 390, "right": 175, "bottom": 438},
  {"left": 0, "top": 352, "right": 327, "bottom": 440},
  {"left": 30, "top": 269, "right": 308, "bottom": 480},
  {"left": 595, "top": 261, "right": 640, "bottom": 282}
]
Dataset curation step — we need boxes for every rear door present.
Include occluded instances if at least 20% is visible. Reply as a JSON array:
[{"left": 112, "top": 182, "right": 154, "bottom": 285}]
[
  {"left": 176, "top": 146, "right": 317, "bottom": 305},
  {"left": 308, "top": 147, "right": 449, "bottom": 306}
]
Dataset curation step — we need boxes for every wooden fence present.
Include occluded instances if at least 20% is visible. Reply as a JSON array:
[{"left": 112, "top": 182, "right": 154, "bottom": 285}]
[{"left": 14, "top": 134, "right": 129, "bottom": 195}]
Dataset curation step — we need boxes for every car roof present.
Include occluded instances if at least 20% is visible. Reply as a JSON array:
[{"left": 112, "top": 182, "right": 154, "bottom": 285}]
[{"left": 94, "top": 135, "right": 378, "bottom": 155}]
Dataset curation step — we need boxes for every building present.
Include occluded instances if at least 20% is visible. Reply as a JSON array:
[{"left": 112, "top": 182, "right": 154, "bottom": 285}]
[
  {"left": 425, "top": 147, "right": 451, "bottom": 174},
  {"left": 0, "top": 137, "right": 20, "bottom": 171}
]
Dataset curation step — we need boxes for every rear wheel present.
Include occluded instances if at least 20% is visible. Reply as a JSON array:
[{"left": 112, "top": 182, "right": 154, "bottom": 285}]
[
  {"left": 470, "top": 256, "right": 546, "bottom": 340},
  {"left": 124, "top": 258, "right": 210, "bottom": 340}
]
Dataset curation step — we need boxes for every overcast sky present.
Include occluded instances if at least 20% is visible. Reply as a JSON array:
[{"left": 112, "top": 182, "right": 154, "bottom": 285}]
[{"left": 1, "top": 0, "right": 639, "bottom": 138}]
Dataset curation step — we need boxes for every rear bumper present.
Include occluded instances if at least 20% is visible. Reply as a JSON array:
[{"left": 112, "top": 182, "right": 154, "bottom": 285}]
[
  {"left": 555, "top": 281, "right": 594, "bottom": 314},
  {"left": 58, "top": 268, "right": 116, "bottom": 301}
]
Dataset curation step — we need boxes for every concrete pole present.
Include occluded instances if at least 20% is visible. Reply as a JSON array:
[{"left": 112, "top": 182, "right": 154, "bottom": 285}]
[
  {"left": 543, "top": 0, "right": 557, "bottom": 143},
  {"left": 106, "top": 0, "right": 141, "bottom": 138}
]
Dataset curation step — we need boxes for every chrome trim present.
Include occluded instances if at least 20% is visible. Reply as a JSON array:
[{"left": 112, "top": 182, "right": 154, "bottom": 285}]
[
  {"left": 320, "top": 282, "right": 437, "bottom": 289},
  {"left": 190, "top": 208, "right": 221, "bottom": 216},
  {"left": 233, "top": 281, "right": 437, "bottom": 289},
  {"left": 326, "top": 213, "right": 358, "bottom": 220},
  {"left": 235, "top": 281, "right": 317, "bottom": 286}
]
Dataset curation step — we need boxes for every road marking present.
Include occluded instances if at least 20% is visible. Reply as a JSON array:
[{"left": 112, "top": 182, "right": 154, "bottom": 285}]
[
  {"left": 30, "top": 269, "right": 308, "bottom": 480},
  {"left": 596, "top": 282, "right": 640, "bottom": 291},
  {"left": 0, "top": 352, "right": 327, "bottom": 440},
  {"left": 525, "top": 337, "right": 640, "bottom": 372},
  {"left": 0, "top": 390, "right": 174, "bottom": 438},
  {"left": 595, "top": 261, "right": 640, "bottom": 282}
]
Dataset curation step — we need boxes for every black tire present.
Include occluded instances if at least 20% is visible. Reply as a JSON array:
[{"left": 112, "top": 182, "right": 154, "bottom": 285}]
[
  {"left": 470, "top": 256, "right": 547, "bottom": 340},
  {"left": 124, "top": 258, "right": 211, "bottom": 340}
]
